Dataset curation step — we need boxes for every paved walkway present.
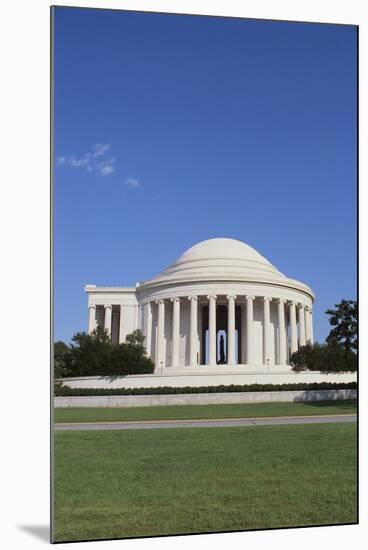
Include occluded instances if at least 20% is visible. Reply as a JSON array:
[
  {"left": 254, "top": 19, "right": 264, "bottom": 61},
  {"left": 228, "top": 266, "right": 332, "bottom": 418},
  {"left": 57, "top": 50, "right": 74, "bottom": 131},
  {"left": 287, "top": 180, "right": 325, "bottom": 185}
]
[{"left": 55, "top": 413, "right": 357, "bottom": 431}]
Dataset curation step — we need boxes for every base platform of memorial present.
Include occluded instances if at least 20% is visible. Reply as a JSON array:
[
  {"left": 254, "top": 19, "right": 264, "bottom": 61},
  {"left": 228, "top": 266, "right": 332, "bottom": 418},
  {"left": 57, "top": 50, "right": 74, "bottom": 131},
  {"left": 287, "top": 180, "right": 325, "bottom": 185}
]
[{"left": 60, "top": 369, "right": 357, "bottom": 390}]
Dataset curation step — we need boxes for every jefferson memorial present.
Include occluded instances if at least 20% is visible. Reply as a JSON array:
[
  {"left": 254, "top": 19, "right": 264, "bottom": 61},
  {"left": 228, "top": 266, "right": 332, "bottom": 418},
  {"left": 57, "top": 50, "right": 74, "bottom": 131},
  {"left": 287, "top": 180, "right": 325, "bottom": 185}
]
[{"left": 86, "top": 238, "right": 315, "bottom": 375}]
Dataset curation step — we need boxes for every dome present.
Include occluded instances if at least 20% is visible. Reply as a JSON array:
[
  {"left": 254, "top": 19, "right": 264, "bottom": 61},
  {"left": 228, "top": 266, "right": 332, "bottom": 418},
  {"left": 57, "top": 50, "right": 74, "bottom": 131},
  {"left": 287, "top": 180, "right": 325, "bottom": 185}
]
[
  {"left": 176, "top": 238, "right": 283, "bottom": 275},
  {"left": 142, "top": 237, "right": 288, "bottom": 286}
]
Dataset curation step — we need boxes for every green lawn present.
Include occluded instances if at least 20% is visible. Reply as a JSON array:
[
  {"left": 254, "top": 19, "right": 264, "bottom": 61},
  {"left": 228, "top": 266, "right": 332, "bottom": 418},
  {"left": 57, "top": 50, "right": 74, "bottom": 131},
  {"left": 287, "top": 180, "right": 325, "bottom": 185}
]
[
  {"left": 53, "top": 422, "right": 357, "bottom": 542},
  {"left": 54, "top": 399, "right": 357, "bottom": 424}
]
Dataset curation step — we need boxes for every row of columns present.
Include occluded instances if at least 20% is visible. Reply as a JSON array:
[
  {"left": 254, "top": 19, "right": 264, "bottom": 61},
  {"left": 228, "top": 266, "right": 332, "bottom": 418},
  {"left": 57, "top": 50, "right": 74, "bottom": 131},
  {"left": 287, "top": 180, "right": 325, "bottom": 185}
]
[
  {"left": 88, "top": 305, "right": 114, "bottom": 334},
  {"left": 147, "top": 295, "right": 313, "bottom": 368},
  {"left": 87, "top": 304, "right": 139, "bottom": 343},
  {"left": 88, "top": 297, "right": 314, "bottom": 366}
]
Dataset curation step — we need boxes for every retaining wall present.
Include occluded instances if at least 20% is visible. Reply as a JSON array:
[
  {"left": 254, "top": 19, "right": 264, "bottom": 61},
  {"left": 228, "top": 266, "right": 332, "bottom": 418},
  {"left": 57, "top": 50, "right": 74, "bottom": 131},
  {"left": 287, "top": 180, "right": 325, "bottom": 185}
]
[{"left": 54, "top": 389, "right": 357, "bottom": 408}]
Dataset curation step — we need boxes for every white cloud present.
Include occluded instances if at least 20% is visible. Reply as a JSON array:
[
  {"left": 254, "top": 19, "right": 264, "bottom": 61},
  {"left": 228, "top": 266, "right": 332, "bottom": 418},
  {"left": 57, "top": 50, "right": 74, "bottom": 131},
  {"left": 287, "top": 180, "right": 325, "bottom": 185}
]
[
  {"left": 91, "top": 143, "right": 110, "bottom": 158},
  {"left": 100, "top": 164, "right": 115, "bottom": 176},
  {"left": 57, "top": 143, "right": 114, "bottom": 177},
  {"left": 56, "top": 156, "right": 66, "bottom": 166},
  {"left": 97, "top": 156, "right": 116, "bottom": 176},
  {"left": 57, "top": 146, "right": 141, "bottom": 189},
  {"left": 69, "top": 155, "right": 90, "bottom": 168},
  {"left": 124, "top": 177, "right": 140, "bottom": 189}
]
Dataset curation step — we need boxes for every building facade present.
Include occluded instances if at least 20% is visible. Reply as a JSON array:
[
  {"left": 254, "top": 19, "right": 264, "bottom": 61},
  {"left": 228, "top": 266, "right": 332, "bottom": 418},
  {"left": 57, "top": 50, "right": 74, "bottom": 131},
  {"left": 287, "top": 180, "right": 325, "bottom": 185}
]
[{"left": 85, "top": 238, "right": 314, "bottom": 373}]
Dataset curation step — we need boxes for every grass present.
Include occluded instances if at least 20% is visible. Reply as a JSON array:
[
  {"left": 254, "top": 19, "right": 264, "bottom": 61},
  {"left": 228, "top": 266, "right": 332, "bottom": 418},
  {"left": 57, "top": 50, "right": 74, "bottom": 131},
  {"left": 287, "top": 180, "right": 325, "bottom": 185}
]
[
  {"left": 53, "top": 422, "right": 357, "bottom": 542},
  {"left": 54, "top": 399, "right": 357, "bottom": 424}
]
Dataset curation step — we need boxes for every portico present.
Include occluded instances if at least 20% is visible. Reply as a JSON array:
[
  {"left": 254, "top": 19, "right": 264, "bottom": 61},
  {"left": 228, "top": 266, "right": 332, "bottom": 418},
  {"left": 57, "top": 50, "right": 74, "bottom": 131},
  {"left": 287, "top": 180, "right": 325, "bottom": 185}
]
[{"left": 139, "top": 294, "right": 313, "bottom": 371}]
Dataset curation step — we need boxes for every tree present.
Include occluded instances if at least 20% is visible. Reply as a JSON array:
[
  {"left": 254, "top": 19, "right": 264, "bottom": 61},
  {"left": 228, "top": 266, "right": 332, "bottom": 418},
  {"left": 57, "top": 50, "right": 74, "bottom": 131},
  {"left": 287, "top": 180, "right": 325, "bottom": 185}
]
[
  {"left": 290, "top": 341, "right": 357, "bottom": 373},
  {"left": 54, "top": 341, "right": 73, "bottom": 378},
  {"left": 110, "top": 329, "right": 153, "bottom": 375},
  {"left": 125, "top": 329, "right": 145, "bottom": 350},
  {"left": 110, "top": 341, "right": 154, "bottom": 376},
  {"left": 54, "top": 326, "right": 154, "bottom": 378},
  {"left": 325, "top": 299, "right": 357, "bottom": 352},
  {"left": 289, "top": 343, "right": 321, "bottom": 372},
  {"left": 320, "top": 339, "right": 357, "bottom": 373},
  {"left": 70, "top": 325, "right": 112, "bottom": 377}
]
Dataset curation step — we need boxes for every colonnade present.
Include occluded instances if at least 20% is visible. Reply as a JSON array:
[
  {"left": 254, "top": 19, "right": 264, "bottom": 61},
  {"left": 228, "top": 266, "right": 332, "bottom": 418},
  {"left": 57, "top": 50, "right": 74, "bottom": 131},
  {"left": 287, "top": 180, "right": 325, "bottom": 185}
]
[
  {"left": 87, "top": 296, "right": 314, "bottom": 369},
  {"left": 146, "top": 295, "right": 313, "bottom": 368}
]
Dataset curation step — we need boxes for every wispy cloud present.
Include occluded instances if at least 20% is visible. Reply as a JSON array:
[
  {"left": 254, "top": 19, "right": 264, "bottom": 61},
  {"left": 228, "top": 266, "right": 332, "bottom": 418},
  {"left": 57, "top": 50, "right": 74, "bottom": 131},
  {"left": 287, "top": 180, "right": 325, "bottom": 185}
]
[
  {"left": 91, "top": 143, "right": 110, "bottom": 158},
  {"left": 57, "top": 146, "right": 144, "bottom": 194},
  {"left": 56, "top": 143, "right": 115, "bottom": 176},
  {"left": 124, "top": 177, "right": 140, "bottom": 189},
  {"left": 100, "top": 164, "right": 115, "bottom": 176},
  {"left": 97, "top": 156, "right": 116, "bottom": 176},
  {"left": 56, "top": 156, "right": 66, "bottom": 166}
]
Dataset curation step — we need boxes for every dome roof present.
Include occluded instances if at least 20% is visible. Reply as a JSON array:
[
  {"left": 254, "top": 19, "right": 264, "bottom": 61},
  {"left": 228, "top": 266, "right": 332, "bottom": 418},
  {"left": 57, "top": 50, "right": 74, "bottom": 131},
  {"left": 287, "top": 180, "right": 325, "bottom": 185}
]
[
  {"left": 143, "top": 238, "right": 287, "bottom": 286},
  {"left": 137, "top": 238, "right": 314, "bottom": 300}
]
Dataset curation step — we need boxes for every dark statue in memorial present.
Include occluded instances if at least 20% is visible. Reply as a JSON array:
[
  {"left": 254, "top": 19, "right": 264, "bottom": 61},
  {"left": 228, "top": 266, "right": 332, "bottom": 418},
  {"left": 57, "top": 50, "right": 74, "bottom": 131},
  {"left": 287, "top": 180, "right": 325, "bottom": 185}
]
[{"left": 219, "top": 334, "right": 225, "bottom": 364}]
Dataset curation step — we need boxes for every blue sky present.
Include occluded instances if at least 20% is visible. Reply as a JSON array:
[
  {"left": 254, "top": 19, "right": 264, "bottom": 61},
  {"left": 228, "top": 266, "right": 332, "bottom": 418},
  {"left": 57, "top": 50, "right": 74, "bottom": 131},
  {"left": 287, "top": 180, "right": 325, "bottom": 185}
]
[{"left": 54, "top": 8, "right": 357, "bottom": 344}]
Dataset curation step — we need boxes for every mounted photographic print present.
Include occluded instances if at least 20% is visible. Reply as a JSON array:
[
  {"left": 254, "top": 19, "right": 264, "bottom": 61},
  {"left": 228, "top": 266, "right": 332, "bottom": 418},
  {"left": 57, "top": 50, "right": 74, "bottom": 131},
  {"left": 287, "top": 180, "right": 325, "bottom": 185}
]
[{"left": 51, "top": 6, "right": 358, "bottom": 544}]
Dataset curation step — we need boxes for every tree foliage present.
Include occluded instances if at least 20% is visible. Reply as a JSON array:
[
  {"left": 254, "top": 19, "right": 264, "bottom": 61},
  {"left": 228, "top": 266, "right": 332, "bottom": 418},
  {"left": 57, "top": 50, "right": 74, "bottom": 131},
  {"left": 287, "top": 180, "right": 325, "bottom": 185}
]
[
  {"left": 290, "top": 341, "right": 357, "bottom": 373},
  {"left": 54, "top": 341, "right": 73, "bottom": 378},
  {"left": 325, "top": 299, "right": 357, "bottom": 352},
  {"left": 69, "top": 326, "right": 112, "bottom": 377},
  {"left": 54, "top": 327, "right": 154, "bottom": 379},
  {"left": 125, "top": 329, "right": 146, "bottom": 350}
]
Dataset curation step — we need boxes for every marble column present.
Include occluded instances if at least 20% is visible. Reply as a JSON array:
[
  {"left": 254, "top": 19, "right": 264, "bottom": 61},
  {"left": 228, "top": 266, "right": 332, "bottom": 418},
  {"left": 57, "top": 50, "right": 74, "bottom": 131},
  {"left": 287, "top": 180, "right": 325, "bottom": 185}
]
[
  {"left": 277, "top": 299, "right": 286, "bottom": 365},
  {"left": 241, "top": 303, "right": 247, "bottom": 364},
  {"left": 118, "top": 305, "right": 124, "bottom": 343},
  {"left": 145, "top": 302, "right": 152, "bottom": 358},
  {"left": 305, "top": 306, "right": 311, "bottom": 343},
  {"left": 170, "top": 298, "right": 180, "bottom": 368},
  {"left": 299, "top": 304, "right": 306, "bottom": 347},
  {"left": 263, "top": 297, "right": 271, "bottom": 365},
  {"left": 189, "top": 296, "right": 198, "bottom": 366},
  {"left": 208, "top": 295, "right": 217, "bottom": 365},
  {"left": 198, "top": 304, "right": 203, "bottom": 365},
  {"left": 289, "top": 301, "right": 298, "bottom": 354},
  {"left": 227, "top": 295, "right": 236, "bottom": 365},
  {"left": 246, "top": 295, "right": 255, "bottom": 365},
  {"left": 309, "top": 307, "right": 314, "bottom": 344},
  {"left": 156, "top": 300, "right": 165, "bottom": 369},
  {"left": 104, "top": 305, "right": 112, "bottom": 336},
  {"left": 88, "top": 305, "right": 96, "bottom": 334}
]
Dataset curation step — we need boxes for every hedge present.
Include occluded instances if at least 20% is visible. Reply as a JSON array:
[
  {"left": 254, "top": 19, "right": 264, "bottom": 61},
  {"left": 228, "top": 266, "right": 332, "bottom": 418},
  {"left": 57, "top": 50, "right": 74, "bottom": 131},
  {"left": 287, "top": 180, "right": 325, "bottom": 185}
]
[{"left": 54, "top": 381, "right": 357, "bottom": 397}]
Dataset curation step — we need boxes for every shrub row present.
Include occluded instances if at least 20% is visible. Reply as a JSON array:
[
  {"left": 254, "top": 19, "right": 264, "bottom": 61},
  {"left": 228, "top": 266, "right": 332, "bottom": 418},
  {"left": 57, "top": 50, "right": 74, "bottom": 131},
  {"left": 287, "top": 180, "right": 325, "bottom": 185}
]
[{"left": 54, "top": 381, "right": 357, "bottom": 397}]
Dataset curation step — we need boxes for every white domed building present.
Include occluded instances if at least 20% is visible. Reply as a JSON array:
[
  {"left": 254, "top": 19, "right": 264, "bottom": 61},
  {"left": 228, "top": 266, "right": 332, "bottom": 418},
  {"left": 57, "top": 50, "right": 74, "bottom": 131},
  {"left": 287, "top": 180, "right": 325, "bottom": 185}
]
[{"left": 85, "top": 238, "right": 318, "bottom": 380}]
